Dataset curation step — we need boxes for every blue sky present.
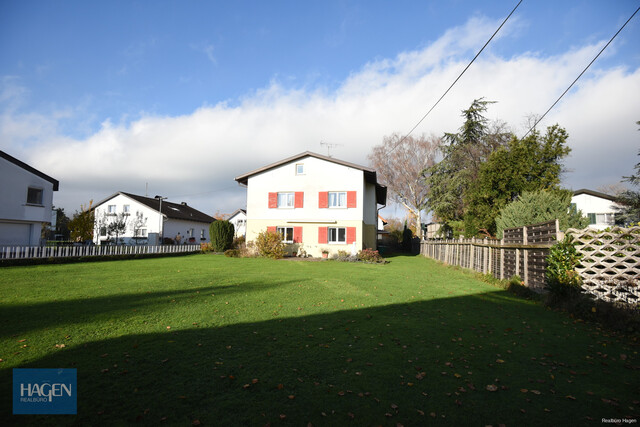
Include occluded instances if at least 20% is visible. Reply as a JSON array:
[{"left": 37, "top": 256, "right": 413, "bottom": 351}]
[{"left": 1, "top": 0, "right": 639, "bottom": 219}]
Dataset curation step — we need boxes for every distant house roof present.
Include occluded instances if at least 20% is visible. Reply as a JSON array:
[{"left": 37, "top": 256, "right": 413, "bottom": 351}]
[
  {"left": 573, "top": 189, "right": 618, "bottom": 202},
  {"left": 228, "top": 208, "right": 246, "bottom": 220},
  {"left": 95, "top": 192, "right": 214, "bottom": 223},
  {"left": 235, "top": 151, "right": 387, "bottom": 205},
  {"left": 0, "top": 150, "right": 59, "bottom": 191}
]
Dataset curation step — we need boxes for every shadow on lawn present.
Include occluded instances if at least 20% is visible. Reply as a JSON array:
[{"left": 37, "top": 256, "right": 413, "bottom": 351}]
[
  {"left": 0, "top": 280, "right": 294, "bottom": 340},
  {"left": 2, "top": 291, "right": 637, "bottom": 426}
]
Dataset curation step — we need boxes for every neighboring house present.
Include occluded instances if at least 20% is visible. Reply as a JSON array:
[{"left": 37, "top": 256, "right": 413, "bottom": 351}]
[
  {"left": 0, "top": 150, "right": 59, "bottom": 246},
  {"left": 92, "top": 192, "right": 214, "bottom": 245},
  {"left": 235, "top": 151, "right": 387, "bottom": 257},
  {"left": 571, "top": 189, "right": 621, "bottom": 230},
  {"left": 228, "top": 208, "right": 247, "bottom": 238},
  {"left": 377, "top": 215, "right": 388, "bottom": 242}
]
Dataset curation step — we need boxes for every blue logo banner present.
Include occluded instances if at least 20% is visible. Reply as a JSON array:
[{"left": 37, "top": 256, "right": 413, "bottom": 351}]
[{"left": 13, "top": 368, "right": 77, "bottom": 414}]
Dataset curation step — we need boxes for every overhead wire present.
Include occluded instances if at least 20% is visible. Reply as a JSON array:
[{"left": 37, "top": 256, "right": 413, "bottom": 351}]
[
  {"left": 522, "top": 5, "right": 640, "bottom": 138},
  {"left": 385, "top": 0, "right": 523, "bottom": 156}
]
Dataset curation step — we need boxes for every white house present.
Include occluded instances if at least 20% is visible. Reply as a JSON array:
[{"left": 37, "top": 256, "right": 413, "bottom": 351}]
[
  {"left": 228, "top": 208, "right": 247, "bottom": 238},
  {"left": 571, "top": 189, "right": 621, "bottom": 230},
  {"left": 93, "top": 192, "right": 214, "bottom": 245},
  {"left": 235, "top": 151, "right": 387, "bottom": 257},
  {"left": 0, "top": 150, "right": 59, "bottom": 246}
]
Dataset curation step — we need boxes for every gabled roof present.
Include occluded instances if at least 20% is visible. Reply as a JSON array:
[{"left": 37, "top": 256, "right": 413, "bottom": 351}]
[
  {"left": 235, "top": 151, "right": 387, "bottom": 204},
  {"left": 228, "top": 208, "right": 247, "bottom": 220},
  {"left": 95, "top": 192, "right": 214, "bottom": 223},
  {"left": 573, "top": 189, "right": 618, "bottom": 202},
  {"left": 0, "top": 150, "right": 59, "bottom": 191}
]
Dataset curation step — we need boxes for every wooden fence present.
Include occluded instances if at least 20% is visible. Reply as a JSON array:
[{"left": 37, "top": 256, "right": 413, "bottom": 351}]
[
  {"left": 0, "top": 244, "right": 201, "bottom": 260},
  {"left": 566, "top": 226, "right": 640, "bottom": 305},
  {"left": 421, "top": 220, "right": 559, "bottom": 291}
]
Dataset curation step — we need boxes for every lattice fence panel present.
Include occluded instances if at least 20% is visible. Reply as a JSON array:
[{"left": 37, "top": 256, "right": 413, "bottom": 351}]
[{"left": 567, "top": 226, "right": 640, "bottom": 305}]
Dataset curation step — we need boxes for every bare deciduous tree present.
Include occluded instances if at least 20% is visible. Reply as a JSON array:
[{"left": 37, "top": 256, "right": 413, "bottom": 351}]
[{"left": 368, "top": 133, "right": 440, "bottom": 238}]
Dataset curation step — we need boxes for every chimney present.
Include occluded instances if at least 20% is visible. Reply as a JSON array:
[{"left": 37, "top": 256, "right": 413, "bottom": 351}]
[{"left": 181, "top": 202, "right": 188, "bottom": 206}]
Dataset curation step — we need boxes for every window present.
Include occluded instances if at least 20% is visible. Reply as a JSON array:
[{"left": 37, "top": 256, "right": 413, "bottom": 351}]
[
  {"left": 188, "top": 228, "right": 194, "bottom": 237},
  {"left": 200, "top": 229, "right": 205, "bottom": 239},
  {"left": 108, "top": 205, "right": 116, "bottom": 214},
  {"left": 296, "top": 163, "right": 304, "bottom": 175},
  {"left": 328, "top": 227, "right": 346, "bottom": 243},
  {"left": 278, "top": 192, "right": 295, "bottom": 208},
  {"left": 277, "top": 226, "right": 294, "bottom": 243},
  {"left": 134, "top": 229, "right": 147, "bottom": 237},
  {"left": 26, "top": 187, "right": 43, "bottom": 205},
  {"left": 100, "top": 227, "right": 107, "bottom": 237},
  {"left": 596, "top": 213, "right": 615, "bottom": 225},
  {"left": 328, "top": 192, "right": 347, "bottom": 208},
  {"left": 123, "top": 205, "right": 130, "bottom": 213}
]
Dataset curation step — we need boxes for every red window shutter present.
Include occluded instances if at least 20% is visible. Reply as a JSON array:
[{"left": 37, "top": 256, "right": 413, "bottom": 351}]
[
  {"left": 347, "top": 191, "right": 357, "bottom": 208},
  {"left": 268, "top": 192, "right": 277, "bottom": 208},
  {"left": 267, "top": 226, "right": 276, "bottom": 234},
  {"left": 318, "top": 191, "right": 328, "bottom": 208},
  {"left": 295, "top": 192, "right": 304, "bottom": 208},
  {"left": 293, "top": 226, "right": 303, "bottom": 243},
  {"left": 346, "top": 227, "right": 356, "bottom": 244},
  {"left": 318, "top": 227, "right": 328, "bottom": 244}
]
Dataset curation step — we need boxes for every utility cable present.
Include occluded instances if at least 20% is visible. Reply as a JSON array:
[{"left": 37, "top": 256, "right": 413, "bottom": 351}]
[
  {"left": 522, "top": 5, "right": 639, "bottom": 138},
  {"left": 386, "top": 0, "right": 523, "bottom": 155}
]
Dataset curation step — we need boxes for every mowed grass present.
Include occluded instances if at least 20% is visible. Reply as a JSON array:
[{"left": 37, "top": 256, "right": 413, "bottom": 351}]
[{"left": 1, "top": 254, "right": 638, "bottom": 426}]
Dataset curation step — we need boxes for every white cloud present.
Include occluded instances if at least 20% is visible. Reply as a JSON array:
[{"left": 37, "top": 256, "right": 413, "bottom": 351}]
[{"left": 1, "top": 16, "right": 639, "bottom": 217}]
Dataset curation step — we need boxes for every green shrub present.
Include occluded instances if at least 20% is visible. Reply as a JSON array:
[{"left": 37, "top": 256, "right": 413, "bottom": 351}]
[
  {"left": 209, "top": 221, "right": 235, "bottom": 252},
  {"left": 255, "top": 230, "right": 285, "bottom": 259},
  {"left": 224, "top": 249, "right": 240, "bottom": 258},
  {"left": 357, "top": 248, "right": 385, "bottom": 263},
  {"left": 546, "top": 235, "right": 582, "bottom": 298},
  {"left": 402, "top": 228, "right": 413, "bottom": 252}
]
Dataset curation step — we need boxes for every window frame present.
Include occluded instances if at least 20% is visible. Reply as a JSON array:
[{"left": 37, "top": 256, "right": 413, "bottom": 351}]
[
  {"left": 277, "top": 192, "right": 295, "bottom": 208},
  {"left": 26, "top": 187, "right": 44, "bottom": 205},
  {"left": 328, "top": 227, "right": 346, "bottom": 244},
  {"left": 295, "top": 163, "right": 305, "bottom": 175},
  {"left": 328, "top": 191, "right": 347, "bottom": 208},
  {"left": 107, "top": 205, "right": 117, "bottom": 214},
  {"left": 277, "top": 226, "right": 294, "bottom": 244}
]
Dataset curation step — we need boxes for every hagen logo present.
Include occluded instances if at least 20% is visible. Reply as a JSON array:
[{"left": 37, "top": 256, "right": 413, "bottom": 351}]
[{"left": 13, "top": 369, "right": 77, "bottom": 414}]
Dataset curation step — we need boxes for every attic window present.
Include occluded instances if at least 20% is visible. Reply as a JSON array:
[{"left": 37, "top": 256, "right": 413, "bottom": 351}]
[
  {"left": 26, "top": 187, "right": 43, "bottom": 205},
  {"left": 168, "top": 206, "right": 181, "bottom": 212},
  {"left": 295, "top": 163, "right": 304, "bottom": 175}
]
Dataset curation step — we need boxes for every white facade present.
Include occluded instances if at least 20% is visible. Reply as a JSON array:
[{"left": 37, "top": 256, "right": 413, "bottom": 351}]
[
  {"left": 228, "top": 209, "right": 247, "bottom": 238},
  {"left": 571, "top": 189, "right": 621, "bottom": 230},
  {"left": 0, "top": 151, "right": 58, "bottom": 246},
  {"left": 236, "top": 152, "right": 386, "bottom": 257},
  {"left": 93, "top": 193, "right": 213, "bottom": 245}
]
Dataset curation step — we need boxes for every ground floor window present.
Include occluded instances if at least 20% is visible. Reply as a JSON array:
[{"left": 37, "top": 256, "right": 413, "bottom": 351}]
[
  {"left": 277, "top": 226, "right": 294, "bottom": 243},
  {"left": 328, "top": 227, "right": 346, "bottom": 243}
]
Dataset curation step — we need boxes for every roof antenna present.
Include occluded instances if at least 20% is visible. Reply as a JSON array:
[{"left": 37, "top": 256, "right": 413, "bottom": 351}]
[{"left": 320, "top": 141, "right": 343, "bottom": 157}]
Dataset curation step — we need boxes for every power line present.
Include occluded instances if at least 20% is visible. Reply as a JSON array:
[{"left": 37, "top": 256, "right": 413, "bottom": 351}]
[
  {"left": 386, "top": 0, "right": 523, "bottom": 155},
  {"left": 522, "top": 5, "right": 640, "bottom": 138}
]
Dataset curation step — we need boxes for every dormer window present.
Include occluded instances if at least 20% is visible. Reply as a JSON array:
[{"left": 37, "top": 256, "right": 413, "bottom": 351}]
[
  {"left": 26, "top": 187, "right": 43, "bottom": 205},
  {"left": 296, "top": 163, "right": 304, "bottom": 175}
]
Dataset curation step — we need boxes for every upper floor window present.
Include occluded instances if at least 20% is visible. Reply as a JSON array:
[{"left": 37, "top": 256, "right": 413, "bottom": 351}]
[
  {"left": 296, "top": 163, "right": 304, "bottom": 175},
  {"left": 123, "top": 205, "right": 130, "bottom": 213},
  {"left": 328, "top": 191, "right": 347, "bottom": 208},
  {"left": 26, "top": 187, "right": 43, "bottom": 205},
  {"left": 278, "top": 192, "right": 295, "bottom": 208},
  {"left": 108, "top": 205, "right": 116, "bottom": 214}
]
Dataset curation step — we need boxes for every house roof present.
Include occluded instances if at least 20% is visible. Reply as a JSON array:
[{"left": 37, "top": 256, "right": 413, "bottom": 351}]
[
  {"left": 235, "top": 151, "right": 387, "bottom": 204},
  {"left": 95, "top": 192, "right": 214, "bottom": 223},
  {"left": 573, "top": 189, "right": 618, "bottom": 202},
  {"left": 0, "top": 150, "right": 59, "bottom": 191},
  {"left": 228, "top": 208, "right": 247, "bottom": 220}
]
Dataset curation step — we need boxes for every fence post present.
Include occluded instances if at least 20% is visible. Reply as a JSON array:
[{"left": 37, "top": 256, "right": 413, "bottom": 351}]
[
  {"left": 500, "top": 239, "right": 504, "bottom": 280},
  {"left": 523, "top": 226, "right": 529, "bottom": 286}
]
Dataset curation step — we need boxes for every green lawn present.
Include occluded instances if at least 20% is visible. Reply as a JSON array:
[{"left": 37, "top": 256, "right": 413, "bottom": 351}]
[{"left": 1, "top": 254, "right": 637, "bottom": 425}]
